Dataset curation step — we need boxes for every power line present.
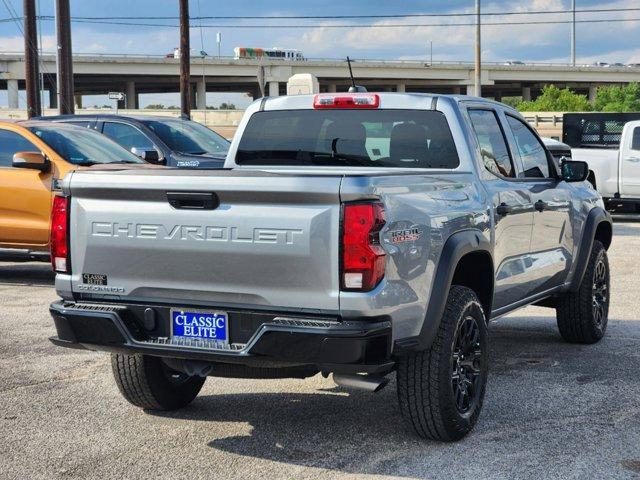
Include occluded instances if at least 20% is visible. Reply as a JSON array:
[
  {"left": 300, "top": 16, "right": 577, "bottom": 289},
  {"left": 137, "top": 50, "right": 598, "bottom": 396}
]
[
  {"left": 46, "top": 16, "right": 640, "bottom": 29},
  {"left": 1, "top": 6, "right": 639, "bottom": 25},
  {"left": 41, "top": 6, "right": 640, "bottom": 20}
]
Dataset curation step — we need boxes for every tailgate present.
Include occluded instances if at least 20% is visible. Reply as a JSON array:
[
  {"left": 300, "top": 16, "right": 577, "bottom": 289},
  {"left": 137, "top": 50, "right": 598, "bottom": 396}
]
[{"left": 66, "top": 170, "right": 342, "bottom": 312}]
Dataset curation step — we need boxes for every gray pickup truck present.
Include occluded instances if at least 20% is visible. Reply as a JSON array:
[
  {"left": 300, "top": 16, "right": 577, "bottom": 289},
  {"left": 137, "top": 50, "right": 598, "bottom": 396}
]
[{"left": 49, "top": 92, "right": 612, "bottom": 442}]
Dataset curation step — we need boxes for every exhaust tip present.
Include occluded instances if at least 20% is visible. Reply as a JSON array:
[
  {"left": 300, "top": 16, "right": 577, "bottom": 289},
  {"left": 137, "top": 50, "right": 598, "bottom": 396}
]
[{"left": 333, "top": 373, "right": 389, "bottom": 393}]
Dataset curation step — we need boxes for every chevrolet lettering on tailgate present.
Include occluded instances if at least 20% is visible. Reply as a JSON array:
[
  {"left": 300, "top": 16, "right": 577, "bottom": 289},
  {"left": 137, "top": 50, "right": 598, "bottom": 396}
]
[{"left": 91, "top": 222, "right": 303, "bottom": 245}]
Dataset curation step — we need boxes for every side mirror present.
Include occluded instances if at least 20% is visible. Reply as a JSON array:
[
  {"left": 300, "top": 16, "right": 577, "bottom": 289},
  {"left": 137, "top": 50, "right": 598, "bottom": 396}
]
[
  {"left": 560, "top": 158, "right": 589, "bottom": 182},
  {"left": 131, "top": 147, "right": 165, "bottom": 164},
  {"left": 12, "top": 151, "right": 50, "bottom": 172}
]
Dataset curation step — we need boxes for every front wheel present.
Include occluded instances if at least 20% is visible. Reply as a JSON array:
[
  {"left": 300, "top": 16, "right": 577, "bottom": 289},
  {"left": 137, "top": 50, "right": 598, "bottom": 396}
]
[
  {"left": 556, "top": 240, "right": 610, "bottom": 344},
  {"left": 397, "top": 285, "right": 489, "bottom": 441},
  {"left": 111, "top": 354, "right": 206, "bottom": 410}
]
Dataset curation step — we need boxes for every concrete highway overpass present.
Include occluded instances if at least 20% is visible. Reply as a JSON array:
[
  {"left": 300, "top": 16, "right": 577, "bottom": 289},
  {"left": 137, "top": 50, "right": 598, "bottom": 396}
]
[{"left": 1, "top": 53, "right": 639, "bottom": 109}]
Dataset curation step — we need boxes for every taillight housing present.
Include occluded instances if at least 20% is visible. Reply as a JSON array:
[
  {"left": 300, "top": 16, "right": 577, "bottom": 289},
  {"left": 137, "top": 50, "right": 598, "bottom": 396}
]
[
  {"left": 341, "top": 202, "right": 386, "bottom": 291},
  {"left": 50, "top": 195, "right": 70, "bottom": 273},
  {"left": 314, "top": 93, "right": 379, "bottom": 109}
]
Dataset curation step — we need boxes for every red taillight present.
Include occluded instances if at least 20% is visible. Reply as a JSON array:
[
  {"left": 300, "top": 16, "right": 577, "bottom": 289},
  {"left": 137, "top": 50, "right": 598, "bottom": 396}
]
[
  {"left": 341, "top": 202, "right": 386, "bottom": 291},
  {"left": 50, "top": 195, "right": 69, "bottom": 273},
  {"left": 314, "top": 93, "right": 379, "bottom": 109}
]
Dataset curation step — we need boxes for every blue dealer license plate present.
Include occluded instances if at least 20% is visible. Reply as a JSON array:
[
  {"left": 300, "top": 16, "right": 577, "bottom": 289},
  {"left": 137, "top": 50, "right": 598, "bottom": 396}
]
[{"left": 171, "top": 309, "right": 228, "bottom": 343}]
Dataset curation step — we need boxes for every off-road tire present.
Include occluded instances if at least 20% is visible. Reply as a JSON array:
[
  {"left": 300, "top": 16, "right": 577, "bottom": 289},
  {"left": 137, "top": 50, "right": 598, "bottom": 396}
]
[
  {"left": 556, "top": 240, "right": 610, "bottom": 344},
  {"left": 111, "top": 354, "right": 206, "bottom": 410},
  {"left": 397, "top": 285, "right": 488, "bottom": 442}
]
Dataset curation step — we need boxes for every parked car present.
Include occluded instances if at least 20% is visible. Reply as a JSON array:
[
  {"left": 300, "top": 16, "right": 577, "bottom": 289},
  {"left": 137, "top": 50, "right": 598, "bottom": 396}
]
[
  {"left": 541, "top": 137, "right": 572, "bottom": 163},
  {"left": 49, "top": 93, "right": 612, "bottom": 442},
  {"left": 563, "top": 112, "right": 640, "bottom": 210},
  {"left": 503, "top": 60, "right": 525, "bottom": 66},
  {"left": 38, "top": 114, "right": 230, "bottom": 169},
  {"left": 0, "top": 120, "right": 147, "bottom": 260}
]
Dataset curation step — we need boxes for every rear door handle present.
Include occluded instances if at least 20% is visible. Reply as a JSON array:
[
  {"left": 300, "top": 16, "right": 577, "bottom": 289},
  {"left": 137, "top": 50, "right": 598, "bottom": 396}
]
[
  {"left": 496, "top": 203, "right": 513, "bottom": 216},
  {"left": 167, "top": 192, "right": 219, "bottom": 210},
  {"left": 534, "top": 200, "right": 548, "bottom": 212}
]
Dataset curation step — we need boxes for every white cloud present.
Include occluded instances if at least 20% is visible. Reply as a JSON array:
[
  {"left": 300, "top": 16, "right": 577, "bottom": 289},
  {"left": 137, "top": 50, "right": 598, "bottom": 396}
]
[{"left": 272, "top": 0, "right": 640, "bottom": 64}]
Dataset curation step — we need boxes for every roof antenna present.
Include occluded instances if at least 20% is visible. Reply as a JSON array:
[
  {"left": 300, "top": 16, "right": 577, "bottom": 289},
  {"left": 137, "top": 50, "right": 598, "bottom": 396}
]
[{"left": 346, "top": 56, "right": 367, "bottom": 93}]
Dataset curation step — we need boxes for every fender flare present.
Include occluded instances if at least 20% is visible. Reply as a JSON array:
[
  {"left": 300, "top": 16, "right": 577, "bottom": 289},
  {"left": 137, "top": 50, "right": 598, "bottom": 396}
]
[
  {"left": 569, "top": 207, "right": 612, "bottom": 292},
  {"left": 395, "top": 229, "right": 493, "bottom": 353}
]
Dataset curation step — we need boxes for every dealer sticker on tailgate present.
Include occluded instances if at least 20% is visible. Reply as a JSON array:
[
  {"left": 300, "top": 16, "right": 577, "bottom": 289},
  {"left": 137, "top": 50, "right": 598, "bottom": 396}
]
[{"left": 171, "top": 309, "right": 228, "bottom": 342}]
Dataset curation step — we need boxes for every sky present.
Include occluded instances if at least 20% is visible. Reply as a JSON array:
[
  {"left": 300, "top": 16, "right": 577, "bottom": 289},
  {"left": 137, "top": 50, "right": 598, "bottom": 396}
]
[{"left": 1, "top": 0, "right": 639, "bottom": 108}]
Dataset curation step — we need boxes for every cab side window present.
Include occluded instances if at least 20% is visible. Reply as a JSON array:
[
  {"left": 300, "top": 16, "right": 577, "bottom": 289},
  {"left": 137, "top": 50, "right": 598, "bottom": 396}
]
[
  {"left": 0, "top": 130, "right": 39, "bottom": 167},
  {"left": 632, "top": 126, "right": 640, "bottom": 150},
  {"left": 102, "top": 122, "right": 153, "bottom": 152},
  {"left": 468, "top": 109, "right": 515, "bottom": 178},
  {"left": 505, "top": 116, "right": 551, "bottom": 179}
]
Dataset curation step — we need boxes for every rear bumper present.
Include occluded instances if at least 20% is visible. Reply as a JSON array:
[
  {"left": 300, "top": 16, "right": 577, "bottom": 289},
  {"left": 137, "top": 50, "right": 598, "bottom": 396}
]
[{"left": 49, "top": 300, "right": 394, "bottom": 374}]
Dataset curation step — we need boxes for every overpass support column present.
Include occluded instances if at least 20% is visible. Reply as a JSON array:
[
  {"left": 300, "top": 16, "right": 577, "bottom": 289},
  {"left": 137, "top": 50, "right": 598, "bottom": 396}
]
[
  {"left": 588, "top": 85, "right": 598, "bottom": 105},
  {"left": 189, "top": 83, "right": 197, "bottom": 110},
  {"left": 7, "top": 79, "right": 18, "bottom": 108},
  {"left": 125, "top": 81, "right": 137, "bottom": 109},
  {"left": 74, "top": 94, "right": 82, "bottom": 109},
  {"left": 327, "top": 83, "right": 337, "bottom": 93},
  {"left": 522, "top": 86, "right": 531, "bottom": 101},
  {"left": 196, "top": 78, "right": 206, "bottom": 109},
  {"left": 396, "top": 83, "right": 406, "bottom": 93},
  {"left": 268, "top": 81, "right": 280, "bottom": 97},
  {"left": 466, "top": 85, "right": 475, "bottom": 96},
  {"left": 49, "top": 87, "right": 57, "bottom": 109}
]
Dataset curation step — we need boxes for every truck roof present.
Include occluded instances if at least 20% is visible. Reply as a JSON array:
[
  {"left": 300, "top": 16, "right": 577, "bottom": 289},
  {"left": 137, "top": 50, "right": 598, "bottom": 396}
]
[{"left": 257, "top": 92, "right": 519, "bottom": 115}]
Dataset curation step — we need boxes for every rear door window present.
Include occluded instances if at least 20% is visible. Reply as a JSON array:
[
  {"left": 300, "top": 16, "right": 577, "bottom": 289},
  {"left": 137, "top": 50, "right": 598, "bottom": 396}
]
[
  {"left": 236, "top": 109, "right": 459, "bottom": 168},
  {"left": 102, "top": 122, "right": 153, "bottom": 151},
  {"left": 468, "top": 109, "right": 515, "bottom": 178}
]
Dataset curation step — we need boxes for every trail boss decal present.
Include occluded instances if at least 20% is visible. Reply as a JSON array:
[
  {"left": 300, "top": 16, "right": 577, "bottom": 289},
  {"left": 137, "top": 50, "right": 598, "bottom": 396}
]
[{"left": 390, "top": 227, "right": 422, "bottom": 244}]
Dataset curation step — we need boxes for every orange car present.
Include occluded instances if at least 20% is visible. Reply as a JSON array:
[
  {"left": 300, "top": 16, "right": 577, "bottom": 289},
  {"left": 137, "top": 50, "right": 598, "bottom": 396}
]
[{"left": 0, "top": 120, "right": 148, "bottom": 259}]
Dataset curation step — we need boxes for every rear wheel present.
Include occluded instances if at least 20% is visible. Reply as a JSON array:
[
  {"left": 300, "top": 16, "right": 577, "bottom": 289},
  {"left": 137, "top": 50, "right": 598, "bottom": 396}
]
[
  {"left": 397, "top": 285, "right": 488, "bottom": 441},
  {"left": 111, "top": 354, "right": 206, "bottom": 410},
  {"left": 556, "top": 240, "right": 610, "bottom": 344}
]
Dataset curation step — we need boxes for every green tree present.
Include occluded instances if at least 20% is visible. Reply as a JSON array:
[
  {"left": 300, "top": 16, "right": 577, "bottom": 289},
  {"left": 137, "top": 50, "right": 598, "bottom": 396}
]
[
  {"left": 145, "top": 104, "right": 166, "bottom": 109},
  {"left": 500, "top": 96, "right": 523, "bottom": 109},
  {"left": 594, "top": 83, "right": 640, "bottom": 112},
  {"left": 219, "top": 102, "right": 236, "bottom": 110},
  {"left": 517, "top": 85, "right": 591, "bottom": 112}
]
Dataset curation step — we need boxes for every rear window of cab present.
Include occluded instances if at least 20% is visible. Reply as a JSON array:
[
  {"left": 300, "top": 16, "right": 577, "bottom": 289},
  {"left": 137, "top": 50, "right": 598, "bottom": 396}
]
[{"left": 236, "top": 109, "right": 460, "bottom": 168}]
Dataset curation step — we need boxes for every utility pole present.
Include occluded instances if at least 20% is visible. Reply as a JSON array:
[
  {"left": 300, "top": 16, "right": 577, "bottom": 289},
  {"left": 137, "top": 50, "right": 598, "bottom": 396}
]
[
  {"left": 179, "top": 0, "right": 190, "bottom": 118},
  {"left": 474, "top": 0, "right": 481, "bottom": 97},
  {"left": 23, "top": 0, "right": 41, "bottom": 117},
  {"left": 571, "top": 0, "right": 576, "bottom": 66},
  {"left": 55, "top": 0, "right": 74, "bottom": 114}
]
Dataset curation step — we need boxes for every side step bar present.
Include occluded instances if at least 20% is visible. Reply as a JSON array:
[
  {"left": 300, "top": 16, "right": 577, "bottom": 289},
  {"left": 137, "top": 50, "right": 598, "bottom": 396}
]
[{"left": 0, "top": 248, "right": 49, "bottom": 262}]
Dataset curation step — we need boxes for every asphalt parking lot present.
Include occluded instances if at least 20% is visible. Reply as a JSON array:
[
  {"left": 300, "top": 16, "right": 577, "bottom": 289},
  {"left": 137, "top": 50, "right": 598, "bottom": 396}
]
[{"left": 1, "top": 220, "right": 640, "bottom": 480}]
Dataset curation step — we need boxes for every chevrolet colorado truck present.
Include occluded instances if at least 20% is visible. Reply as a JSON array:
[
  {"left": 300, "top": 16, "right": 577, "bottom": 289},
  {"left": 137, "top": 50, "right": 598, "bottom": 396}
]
[{"left": 49, "top": 93, "right": 613, "bottom": 442}]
